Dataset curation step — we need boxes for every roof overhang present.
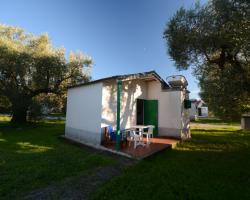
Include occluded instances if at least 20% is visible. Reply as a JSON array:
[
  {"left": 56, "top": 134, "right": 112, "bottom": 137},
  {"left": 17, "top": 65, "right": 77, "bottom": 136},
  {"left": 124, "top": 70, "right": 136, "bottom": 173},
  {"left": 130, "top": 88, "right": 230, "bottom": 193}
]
[{"left": 68, "top": 70, "right": 170, "bottom": 89}]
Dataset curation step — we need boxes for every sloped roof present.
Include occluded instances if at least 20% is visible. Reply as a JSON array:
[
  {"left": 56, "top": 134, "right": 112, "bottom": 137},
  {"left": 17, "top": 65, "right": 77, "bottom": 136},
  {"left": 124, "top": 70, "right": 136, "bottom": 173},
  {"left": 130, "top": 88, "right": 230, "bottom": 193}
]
[{"left": 68, "top": 70, "right": 170, "bottom": 89}]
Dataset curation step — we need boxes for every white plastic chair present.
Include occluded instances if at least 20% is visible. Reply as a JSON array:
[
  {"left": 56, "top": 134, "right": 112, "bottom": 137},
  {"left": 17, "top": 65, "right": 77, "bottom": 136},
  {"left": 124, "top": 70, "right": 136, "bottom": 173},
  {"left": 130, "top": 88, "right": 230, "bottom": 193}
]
[
  {"left": 128, "top": 129, "right": 144, "bottom": 149},
  {"left": 142, "top": 125, "right": 154, "bottom": 144}
]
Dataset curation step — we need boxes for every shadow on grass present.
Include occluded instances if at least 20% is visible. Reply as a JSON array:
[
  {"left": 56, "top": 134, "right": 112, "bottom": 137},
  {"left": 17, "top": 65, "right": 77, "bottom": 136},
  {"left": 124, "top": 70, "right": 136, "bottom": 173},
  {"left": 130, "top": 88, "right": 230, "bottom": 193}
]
[
  {"left": 0, "top": 121, "right": 114, "bottom": 199},
  {"left": 91, "top": 127, "right": 250, "bottom": 200}
]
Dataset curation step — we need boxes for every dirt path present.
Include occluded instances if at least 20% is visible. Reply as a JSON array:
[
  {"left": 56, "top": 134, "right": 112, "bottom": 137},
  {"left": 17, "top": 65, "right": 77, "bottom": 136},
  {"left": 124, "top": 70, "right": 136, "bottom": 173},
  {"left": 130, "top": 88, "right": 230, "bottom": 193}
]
[
  {"left": 191, "top": 122, "right": 240, "bottom": 129},
  {"left": 23, "top": 147, "right": 137, "bottom": 200}
]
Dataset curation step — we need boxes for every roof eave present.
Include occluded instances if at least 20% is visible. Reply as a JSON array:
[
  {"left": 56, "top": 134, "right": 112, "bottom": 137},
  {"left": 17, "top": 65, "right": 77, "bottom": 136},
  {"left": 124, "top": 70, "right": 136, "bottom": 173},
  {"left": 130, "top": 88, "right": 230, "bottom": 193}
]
[{"left": 67, "top": 70, "right": 170, "bottom": 90}]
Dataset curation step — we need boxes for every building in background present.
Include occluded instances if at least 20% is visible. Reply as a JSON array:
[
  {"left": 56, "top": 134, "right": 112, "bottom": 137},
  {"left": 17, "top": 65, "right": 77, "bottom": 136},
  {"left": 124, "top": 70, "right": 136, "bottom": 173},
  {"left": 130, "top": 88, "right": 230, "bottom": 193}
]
[{"left": 190, "top": 99, "right": 208, "bottom": 121}]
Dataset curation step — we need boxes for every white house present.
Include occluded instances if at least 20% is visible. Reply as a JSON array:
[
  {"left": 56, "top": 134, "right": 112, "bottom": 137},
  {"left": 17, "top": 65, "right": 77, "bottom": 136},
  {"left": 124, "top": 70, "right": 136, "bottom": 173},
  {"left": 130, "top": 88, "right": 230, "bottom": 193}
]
[
  {"left": 197, "top": 100, "right": 208, "bottom": 117},
  {"left": 190, "top": 99, "right": 209, "bottom": 120},
  {"left": 65, "top": 71, "right": 191, "bottom": 147}
]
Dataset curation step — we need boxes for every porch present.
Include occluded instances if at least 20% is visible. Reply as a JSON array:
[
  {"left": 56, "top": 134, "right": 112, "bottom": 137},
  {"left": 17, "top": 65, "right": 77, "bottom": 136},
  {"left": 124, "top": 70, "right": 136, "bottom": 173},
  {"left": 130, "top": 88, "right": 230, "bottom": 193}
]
[{"left": 102, "top": 136, "right": 179, "bottom": 159}]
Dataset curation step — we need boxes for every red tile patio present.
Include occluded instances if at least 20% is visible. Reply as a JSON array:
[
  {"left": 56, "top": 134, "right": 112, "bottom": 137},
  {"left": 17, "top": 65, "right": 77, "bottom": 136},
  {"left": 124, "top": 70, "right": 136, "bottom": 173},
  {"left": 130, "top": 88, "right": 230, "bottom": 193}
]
[{"left": 102, "top": 136, "right": 179, "bottom": 159}]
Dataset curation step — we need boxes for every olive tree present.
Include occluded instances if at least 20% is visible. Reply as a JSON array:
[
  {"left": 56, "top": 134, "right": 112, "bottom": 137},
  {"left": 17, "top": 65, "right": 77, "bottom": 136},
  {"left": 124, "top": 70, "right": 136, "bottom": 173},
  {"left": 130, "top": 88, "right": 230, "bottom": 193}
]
[
  {"left": 0, "top": 24, "right": 92, "bottom": 123},
  {"left": 164, "top": 0, "right": 250, "bottom": 119}
]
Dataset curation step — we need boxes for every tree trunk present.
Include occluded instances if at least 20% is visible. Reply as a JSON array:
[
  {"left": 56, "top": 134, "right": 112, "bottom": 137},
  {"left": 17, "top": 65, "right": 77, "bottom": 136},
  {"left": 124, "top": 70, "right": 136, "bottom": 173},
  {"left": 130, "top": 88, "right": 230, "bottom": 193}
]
[
  {"left": 10, "top": 95, "right": 31, "bottom": 123},
  {"left": 11, "top": 104, "right": 28, "bottom": 123}
]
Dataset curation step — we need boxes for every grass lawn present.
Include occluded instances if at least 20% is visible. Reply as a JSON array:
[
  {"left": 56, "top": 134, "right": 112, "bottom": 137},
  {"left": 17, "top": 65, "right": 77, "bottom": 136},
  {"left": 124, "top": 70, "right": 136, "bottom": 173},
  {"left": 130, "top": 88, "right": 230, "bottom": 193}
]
[
  {"left": 0, "top": 117, "right": 114, "bottom": 199},
  {"left": 91, "top": 121, "right": 250, "bottom": 200}
]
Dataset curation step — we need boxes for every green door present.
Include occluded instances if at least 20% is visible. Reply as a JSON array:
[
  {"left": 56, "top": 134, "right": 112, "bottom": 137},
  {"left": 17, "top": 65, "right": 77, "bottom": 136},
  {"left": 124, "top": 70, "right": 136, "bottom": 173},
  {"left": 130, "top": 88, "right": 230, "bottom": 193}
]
[{"left": 143, "top": 100, "right": 158, "bottom": 136}]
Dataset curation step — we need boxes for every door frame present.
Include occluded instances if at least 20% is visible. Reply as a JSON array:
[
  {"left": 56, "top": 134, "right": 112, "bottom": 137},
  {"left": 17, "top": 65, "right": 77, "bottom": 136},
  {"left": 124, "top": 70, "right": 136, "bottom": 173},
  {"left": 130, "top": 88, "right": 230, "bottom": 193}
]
[
  {"left": 136, "top": 98, "right": 159, "bottom": 135},
  {"left": 136, "top": 99, "right": 144, "bottom": 125}
]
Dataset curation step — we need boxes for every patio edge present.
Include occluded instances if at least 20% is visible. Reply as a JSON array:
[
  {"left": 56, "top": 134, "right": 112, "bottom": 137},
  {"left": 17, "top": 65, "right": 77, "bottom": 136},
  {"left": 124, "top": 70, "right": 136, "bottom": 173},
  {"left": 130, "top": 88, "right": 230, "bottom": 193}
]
[{"left": 60, "top": 135, "right": 135, "bottom": 159}]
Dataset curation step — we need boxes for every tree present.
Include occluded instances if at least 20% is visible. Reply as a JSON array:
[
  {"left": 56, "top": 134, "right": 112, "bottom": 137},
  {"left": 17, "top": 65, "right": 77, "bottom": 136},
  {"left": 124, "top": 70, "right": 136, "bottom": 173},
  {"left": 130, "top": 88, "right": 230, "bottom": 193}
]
[
  {"left": 0, "top": 24, "right": 92, "bottom": 123},
  {"left": 164, "top": 0, "right": 250, "bottom": 120}
]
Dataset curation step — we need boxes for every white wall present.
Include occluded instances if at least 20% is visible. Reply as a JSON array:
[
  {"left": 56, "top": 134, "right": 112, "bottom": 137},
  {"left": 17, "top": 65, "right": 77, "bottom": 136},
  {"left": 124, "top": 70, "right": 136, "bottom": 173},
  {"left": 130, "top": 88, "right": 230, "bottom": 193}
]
[
  {"left": 65, "top": 78, "right": 188, "bottom": 145},
  {"left": 65, "top": 83, "right": 103, "bottom": 145},
  {"left": 201, "top": 107, "right": 208, "bottom": 117},
  {"left": 101, "top": 79, "right": 147, "bottom": 130},
  {"left": 190, "top": 102, "right": 197, "bottom": 119},
  {"left": 102, "top": 79, "right": 185, "bottom": 138},
  {"left": 147, "top": 81, "right": 182, "bottom": 138}
]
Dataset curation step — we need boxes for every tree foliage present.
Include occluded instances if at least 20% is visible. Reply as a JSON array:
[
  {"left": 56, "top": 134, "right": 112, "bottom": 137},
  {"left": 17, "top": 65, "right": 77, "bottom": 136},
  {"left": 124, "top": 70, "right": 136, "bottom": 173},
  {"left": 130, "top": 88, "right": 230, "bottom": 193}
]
[
  {"left": 164, "top": 0, "right": 250, "bottom": 120},
  {"left": 0, "top": 24, "right": 92, "bottom": 123}
]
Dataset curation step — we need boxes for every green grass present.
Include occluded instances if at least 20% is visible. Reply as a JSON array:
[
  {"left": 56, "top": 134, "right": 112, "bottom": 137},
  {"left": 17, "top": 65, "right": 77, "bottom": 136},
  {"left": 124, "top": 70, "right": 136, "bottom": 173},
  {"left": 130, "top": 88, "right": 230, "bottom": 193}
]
[
  {"left": 1, "top": 115, "right": 250, "bottom": 199},
  {"left": 91, "top": 123, "right": 250, "bottom": 200},
  {"left": 0, "top": 115, "right": 11, "bottom": 122},
  {"left": 0, "top": 118, "right": 114, "bottom": 199}
]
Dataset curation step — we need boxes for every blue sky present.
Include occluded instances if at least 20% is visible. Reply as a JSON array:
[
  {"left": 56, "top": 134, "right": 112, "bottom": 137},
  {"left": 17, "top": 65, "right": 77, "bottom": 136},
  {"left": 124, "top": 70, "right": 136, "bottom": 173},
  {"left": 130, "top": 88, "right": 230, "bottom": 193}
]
[{"left": 0, "top": 0, "right": 207, "bottom": 99}]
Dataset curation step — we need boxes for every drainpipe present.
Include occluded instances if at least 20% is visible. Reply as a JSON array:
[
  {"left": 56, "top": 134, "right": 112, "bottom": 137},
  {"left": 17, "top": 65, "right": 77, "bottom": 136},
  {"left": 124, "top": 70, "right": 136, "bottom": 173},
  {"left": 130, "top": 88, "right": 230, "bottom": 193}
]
[{"left": 116, "top": 80, "right": 121, "bottom": 150}]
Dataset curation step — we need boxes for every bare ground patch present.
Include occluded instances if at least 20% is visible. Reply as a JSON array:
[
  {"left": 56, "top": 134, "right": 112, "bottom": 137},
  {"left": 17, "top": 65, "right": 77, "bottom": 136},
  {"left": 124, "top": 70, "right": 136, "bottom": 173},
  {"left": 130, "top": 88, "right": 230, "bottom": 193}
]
[{"left": 191, "top": 122, "right": 240, "bottom": 129}]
